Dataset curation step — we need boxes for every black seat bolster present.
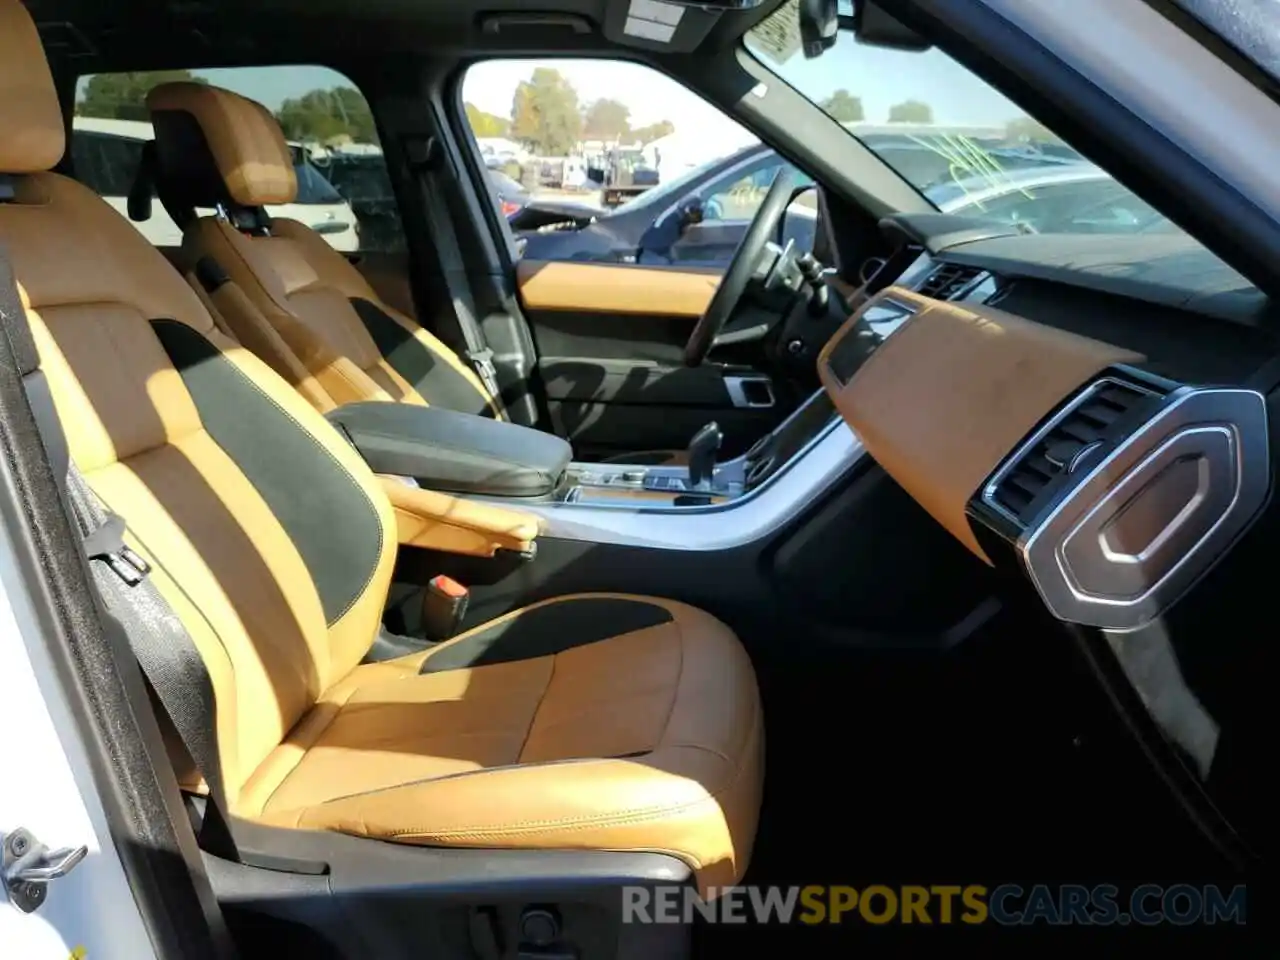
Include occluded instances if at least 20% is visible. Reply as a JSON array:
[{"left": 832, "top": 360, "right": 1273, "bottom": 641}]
[{"left": 325, "top": 401, "right": 573, "bottom": 498}]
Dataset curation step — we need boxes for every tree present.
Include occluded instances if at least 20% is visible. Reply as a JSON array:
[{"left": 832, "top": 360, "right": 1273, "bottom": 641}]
[
  {"left": 509, "top": 68, "right": 582, "bottom": 156},
  {"left": 1005, "top": 117, "right": 1062, "bottom": 144},
  {"left": 582, "top": 98, "right": 631, "bottom": 141},
  {"left": 888, "top": 99, "right": 933, "bottom": 123},
  {"left": 631, "top": 120, "right": 675, "bottom": 145},
  {"left": 819, "top": 89, "right": 864, "bottom": 123},
  {"left": 277, "top": 87, "right": 377, "bottom": 144},
  {"left": 77, "top": 70, "right": 203, "bottom": 121},
  {"left": 465, "top": 103, "right": 509, "bottom": 138}
]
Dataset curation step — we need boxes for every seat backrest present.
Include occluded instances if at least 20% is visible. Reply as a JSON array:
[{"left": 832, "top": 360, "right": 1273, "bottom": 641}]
[
  {"left": 0, "top": 1, "right": 398, "bottom": 805},
  {"left": 144, "top": 81, "right": 503, "bottom": 420}
]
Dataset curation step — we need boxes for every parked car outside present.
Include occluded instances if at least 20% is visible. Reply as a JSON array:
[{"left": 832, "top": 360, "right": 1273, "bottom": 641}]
[
  {"left": 319, "top": 150, "right": 602, "bottom": 254},
  {"left": 519, "top": 143, "right": 818, "bottom": 267},
  {"left": 516, "top": 139, "right": 1179, "bottom": 268},
  {"left": 928, "top": 161, "right": 1179, "bottom": 234},
  {"left": 70, "top": 116, "right": 360, "bottom": 250}
]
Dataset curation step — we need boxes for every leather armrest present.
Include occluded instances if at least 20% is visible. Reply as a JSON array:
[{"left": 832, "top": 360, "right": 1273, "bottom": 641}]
[
  {"left": 327, "top": 401, "right": 573, "bottom": 497},
  {"left": 379, "top": 477, "right": 541, "bottom": 557}
]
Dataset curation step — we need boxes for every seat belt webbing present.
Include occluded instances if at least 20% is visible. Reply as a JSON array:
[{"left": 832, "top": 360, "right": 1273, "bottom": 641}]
[
  {"left": 1, "top": 252, "right": 238, "bottom": 861},
  {"left": 405, "top": 135, "right": 504, "bottom": 407},
  {"left": 65, "top": 464, "right": 240, "bottom": 861}
]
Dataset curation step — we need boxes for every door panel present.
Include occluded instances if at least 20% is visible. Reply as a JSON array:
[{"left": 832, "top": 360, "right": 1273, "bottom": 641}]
[
  {"left": 515, "top": 260, "right": 719, "bottom": 317},
  {"left": 516, "top": 260, "right": 783, "bottom": 459}
]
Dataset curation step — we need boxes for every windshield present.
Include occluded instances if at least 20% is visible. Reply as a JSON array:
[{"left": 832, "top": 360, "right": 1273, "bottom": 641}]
[
  {"left": 744, "top": 1, "right": 1188, "bottom": 237},
  {"left": 289, "top": 146, "right": 344, "bottom": 205}
]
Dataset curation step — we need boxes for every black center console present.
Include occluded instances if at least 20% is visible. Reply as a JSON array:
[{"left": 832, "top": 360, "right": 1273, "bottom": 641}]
[
  {"left": 563, "top": 389, "right": 838, "bottom": 507},
  {"left": 327, "top": 388, "right": 839, "bottom": 512}
]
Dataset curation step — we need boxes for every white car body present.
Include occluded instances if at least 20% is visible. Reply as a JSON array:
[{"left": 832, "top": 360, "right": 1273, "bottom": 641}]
[{"left": 70, "top": 116, "right": 360, "bottom": 251}]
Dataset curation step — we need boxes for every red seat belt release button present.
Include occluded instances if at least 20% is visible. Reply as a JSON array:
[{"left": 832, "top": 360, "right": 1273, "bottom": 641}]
[{"left": 423, "top": 575, "right": 469, "bottom": 640}]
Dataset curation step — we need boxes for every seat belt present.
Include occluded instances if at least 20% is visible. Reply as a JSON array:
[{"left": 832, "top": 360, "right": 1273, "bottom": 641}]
[
  {"left": 403, "top": 135, "right": 504, "bottom": 408},
  {"left": 0, "top": 254, "right": 239, "bottom": 862},
  {"left": 64, "top": 463, "right": 241, "bottom": 862}
]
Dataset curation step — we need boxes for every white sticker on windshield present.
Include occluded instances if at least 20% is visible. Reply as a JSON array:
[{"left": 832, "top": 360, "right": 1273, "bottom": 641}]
[
  {"left": 749, "top": 0, "right": 801, "bottom": 64},
  {"left": 631, "top": 0, "right": 685, "bottom": 26},
  {"left": 624, "top": 15, "right": 677, "bottom": 41}
]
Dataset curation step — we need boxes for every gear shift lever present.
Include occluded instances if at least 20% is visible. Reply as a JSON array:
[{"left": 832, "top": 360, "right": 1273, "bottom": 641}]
[{"left": 687, "top": 422, "right": 722, "bottom": 487}]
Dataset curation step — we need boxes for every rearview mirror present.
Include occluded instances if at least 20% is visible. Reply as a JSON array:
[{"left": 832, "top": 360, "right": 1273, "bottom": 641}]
[
  {"left": 851, "top": 0, "right": 931, "bottom": 51},
  {"left": 799, "top": 0, "right": 838, "bottom": 58}
]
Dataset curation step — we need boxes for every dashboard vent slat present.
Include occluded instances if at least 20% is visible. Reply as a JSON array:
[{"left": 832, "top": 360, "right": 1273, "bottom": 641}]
[
  {"left": 987, "top": 377, "right": 1161, "bottom": 525},
  {"left": 916, "top": 263, "right": 984, "bottom": 300}
]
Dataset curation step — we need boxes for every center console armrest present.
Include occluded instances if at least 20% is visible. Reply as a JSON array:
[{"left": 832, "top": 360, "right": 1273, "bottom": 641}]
[
  {"left": 379, "top": 477, "right": 541, "bottom": 557},
  {"left": 326, "top": 401, "right": 573, "bottom": 497}
]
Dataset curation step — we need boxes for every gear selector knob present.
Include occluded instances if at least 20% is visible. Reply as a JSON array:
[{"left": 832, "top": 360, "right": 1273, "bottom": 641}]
[{"left": 687, "top": 421, "right": 723, "bottom": 487}]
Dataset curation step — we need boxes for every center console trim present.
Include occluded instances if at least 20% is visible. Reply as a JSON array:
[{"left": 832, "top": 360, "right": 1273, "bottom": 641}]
[{"left": 465, "top": 415, "right": 862, "bottom": 550}]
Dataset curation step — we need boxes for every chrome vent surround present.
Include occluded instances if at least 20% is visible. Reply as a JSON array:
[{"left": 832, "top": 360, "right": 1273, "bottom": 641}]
[
  {"left": 986, "top": 378, "right": 1159, "bottom": 525},
  {"left": 1002, "top": 383, "right": 1270, "bottom": 631},
  {"left": 916, "top": 262, "right": 986, "bottom": 300}
]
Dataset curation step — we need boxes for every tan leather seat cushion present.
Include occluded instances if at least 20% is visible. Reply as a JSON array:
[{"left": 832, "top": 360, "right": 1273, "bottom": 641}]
[{"left": 244, "top": 595, "right": 763, "bottom": 894}]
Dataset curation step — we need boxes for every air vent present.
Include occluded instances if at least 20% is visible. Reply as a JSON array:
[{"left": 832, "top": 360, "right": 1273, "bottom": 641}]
[
  {"left": 916, "top": 262, "right": 984, "bottom": 300},
  {"left": 988, "top": 378, "right": 1160, "bottom": 523}
]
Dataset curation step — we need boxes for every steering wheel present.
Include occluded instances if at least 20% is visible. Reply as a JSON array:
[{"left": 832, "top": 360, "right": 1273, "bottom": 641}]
[{"left": 683, "top": 167, "right": 797, "bottom": 366}]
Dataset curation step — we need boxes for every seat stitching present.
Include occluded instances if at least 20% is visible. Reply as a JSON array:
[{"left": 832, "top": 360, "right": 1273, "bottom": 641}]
[
  {"left": 152, "top": 319, "right": 385, "bottom": 626},
  {"left": 657, "top": 616, "right": 685, "bottom": 748},
  {"left": 515, "top": 650, "right": 557, "bottom": 763},
  {"left": 378, "top": 703, "right": 761, "bottom": 847},
  {"left": 255, "top": 680, "right": 364, "bottom": 814}
]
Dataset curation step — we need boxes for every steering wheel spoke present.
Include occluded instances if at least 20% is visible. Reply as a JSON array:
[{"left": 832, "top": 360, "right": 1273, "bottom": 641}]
[{"left": 683, "top": 168, "right": 797, "bottom": 366}]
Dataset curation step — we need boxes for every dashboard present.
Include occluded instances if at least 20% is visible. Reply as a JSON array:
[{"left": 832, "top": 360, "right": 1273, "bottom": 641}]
[{"left": 821, "top": 219, "right": 1276, "bottom": 866}]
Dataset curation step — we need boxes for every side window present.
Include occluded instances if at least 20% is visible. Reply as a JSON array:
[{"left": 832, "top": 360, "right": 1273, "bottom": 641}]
[
  {"left": 460, "top": 59, "right": 794, "bottom": 269},
  {"left": 700, "top": 159, "right": 814, "bottom": 222},
  {"left": 72, "top": 68, "right": 406, "bottom": 253}
]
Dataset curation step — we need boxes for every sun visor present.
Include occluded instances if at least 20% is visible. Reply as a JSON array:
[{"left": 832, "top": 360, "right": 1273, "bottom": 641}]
[{"left": 601, "top": 0, "right": 723, "bottom": 52}]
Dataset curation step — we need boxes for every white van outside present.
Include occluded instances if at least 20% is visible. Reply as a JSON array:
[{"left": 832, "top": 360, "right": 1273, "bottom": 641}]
[{"left": 70, "top": 116, "right": 360, "bottom": 251}]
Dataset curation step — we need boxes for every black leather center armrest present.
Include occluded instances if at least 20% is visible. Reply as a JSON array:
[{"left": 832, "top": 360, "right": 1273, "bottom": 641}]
[{"left": 326, "top": 402, "right": 572, "bottom": 498}]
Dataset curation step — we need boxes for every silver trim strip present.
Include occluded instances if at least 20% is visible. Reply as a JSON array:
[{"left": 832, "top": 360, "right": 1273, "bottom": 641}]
[
  {"left": 468, "top": 418, "right": 863, "bottom": 550},
  {"left": 1018, "top": 386, "right": 1270, "bottom": 631},
  {"left": 980, "top": 375, "right": 1160, "bottom": 526}
]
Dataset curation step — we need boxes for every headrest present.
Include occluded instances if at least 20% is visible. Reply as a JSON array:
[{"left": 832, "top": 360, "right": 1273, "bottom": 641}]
[
  {"left": 0, "top": 0, "right": 65, "bottom": 173},
  {"left": 147, "top": 82, "right": 297, "bottom": 208}
]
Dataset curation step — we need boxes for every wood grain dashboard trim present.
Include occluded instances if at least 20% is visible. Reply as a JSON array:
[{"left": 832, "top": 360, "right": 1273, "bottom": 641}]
[{"left": 818, "top": 286, "right": 1144, "bottom": 563}]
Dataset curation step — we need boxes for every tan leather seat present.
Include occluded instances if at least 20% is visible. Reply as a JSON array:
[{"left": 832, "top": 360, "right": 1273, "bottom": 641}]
[
  {"left": 0, "top": 0, "right": 759, "bottom": 894},
  {"left": 139, "top": 80, "right": 683, "bottom": 465}
]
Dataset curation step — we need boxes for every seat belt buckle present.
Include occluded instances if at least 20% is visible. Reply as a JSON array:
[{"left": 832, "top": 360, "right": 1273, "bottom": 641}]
[
  {"left": 465, "top": 346, "right": 496, "bottom": 373},
  {"left": 422, "top": 575, "right": 469, "bottom": 641},
  {"left": 84, "top": 513, "right": 151, "bottom": 586}
]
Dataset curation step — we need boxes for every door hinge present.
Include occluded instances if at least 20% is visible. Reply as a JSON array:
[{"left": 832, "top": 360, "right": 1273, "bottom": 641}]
[{"left": 2, "top": 827, "right": 87, "bottom": 914}]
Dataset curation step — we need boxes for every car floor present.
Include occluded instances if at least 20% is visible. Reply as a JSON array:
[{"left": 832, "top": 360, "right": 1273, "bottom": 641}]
[{"left": 696, "top": 605, "right": 1256, "bottom": 956}]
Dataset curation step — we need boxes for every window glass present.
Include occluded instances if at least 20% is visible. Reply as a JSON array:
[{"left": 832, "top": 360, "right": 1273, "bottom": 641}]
[
  {"left": 461, "top": 59, "right": 813, "bottom": 267},
  {"left": 743, "top": 0, "right": 1189, "bottom": 238},
  {"left": 73, "top": 67, "right": 404, "bottom": 252}
]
